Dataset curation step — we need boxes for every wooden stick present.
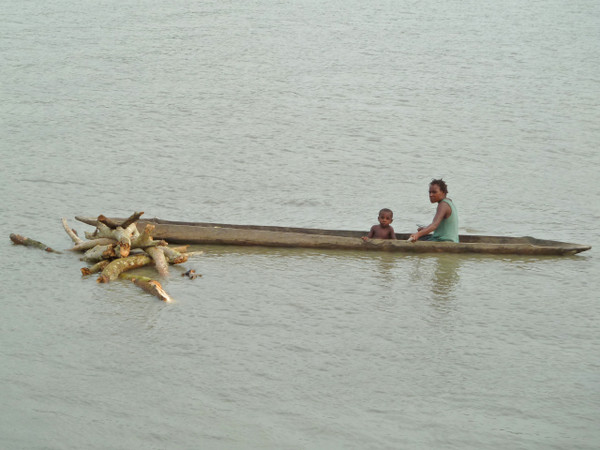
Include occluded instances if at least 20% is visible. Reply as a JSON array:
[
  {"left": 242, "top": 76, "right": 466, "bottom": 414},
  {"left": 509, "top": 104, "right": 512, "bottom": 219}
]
[
  {"left": 120, "top": 211, "right": 144, "bottom": 229},
  {"left": 61, "top": 218, "right": 83, "bottom": 244},
  {"left": 97, "top": 211, "right": 144, "bottom": 230},
  {"left": 97, "top": 254, "right": 152, "bottom": 283},
  {"left": 10, "top": 233, "right": 61, "bottom": 253},
  {"left": 69, "top": 238, "right": 117, "bottom": 252},
  {"left": 119, "top": 273, "right": 173, "bottom": 302},
  {"left": 81, "top": 260, "right": 110, "bottom": 276},
  {"left": 161, "top": 246, "right": 188, "bottom": 264},
  {"left": 130, "top": 224, "right": 165, "bottom": 249},
  {"left": 82, "top": 244, "right": 116, "bottom": 262},
  {"left": 145, "top": 246, "right": 170, "bottom": 277},
  {"left": 97, "top": 215, "right": 121, "bottom": 229}
]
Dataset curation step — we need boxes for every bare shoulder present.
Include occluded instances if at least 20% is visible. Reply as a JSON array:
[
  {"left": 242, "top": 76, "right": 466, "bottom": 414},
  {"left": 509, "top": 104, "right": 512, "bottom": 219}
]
[
  {"left": 438, "top": 200, "right": 452, "bottom": 216},
  {"left": 388, "top": 226, "right": 397, "bottom": 239}
]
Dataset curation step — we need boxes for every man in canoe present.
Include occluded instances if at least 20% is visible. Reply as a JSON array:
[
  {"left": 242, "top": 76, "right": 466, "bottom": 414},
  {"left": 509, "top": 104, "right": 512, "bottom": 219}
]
[
  {"left": 409, "top": 179, "right": 459, "bottom": 243},
  {"left": 362, "top": 208, "right": 397, "bottom": 241}
]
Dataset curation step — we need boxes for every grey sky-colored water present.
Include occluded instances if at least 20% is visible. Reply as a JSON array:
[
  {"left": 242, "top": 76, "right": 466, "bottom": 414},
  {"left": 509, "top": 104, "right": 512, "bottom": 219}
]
[{"left": 1, "top": 1, "right": 599, "bottom": 448}]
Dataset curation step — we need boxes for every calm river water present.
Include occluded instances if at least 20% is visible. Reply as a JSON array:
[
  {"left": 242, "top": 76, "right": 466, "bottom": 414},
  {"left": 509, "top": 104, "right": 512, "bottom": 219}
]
[{"left": 1, "top": 1, "right": 599, "bottom": 449}]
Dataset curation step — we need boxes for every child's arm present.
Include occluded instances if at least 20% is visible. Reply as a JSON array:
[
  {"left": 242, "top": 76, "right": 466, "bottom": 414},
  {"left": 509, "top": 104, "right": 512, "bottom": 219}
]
[{"left": 362, "top": 225, "right": 376, "bottom": 241}]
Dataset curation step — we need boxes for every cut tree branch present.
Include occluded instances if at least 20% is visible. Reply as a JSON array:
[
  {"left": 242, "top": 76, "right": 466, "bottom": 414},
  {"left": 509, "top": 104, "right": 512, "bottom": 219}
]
[
  {"left": 10, "top": 234, "right": 61, "bottom": 253},
  {"left": 61, "top": 218, "right": 83, "bottom": 245},
  {"left": 119, "top": 273, "right": 173, "bottom": 302}
]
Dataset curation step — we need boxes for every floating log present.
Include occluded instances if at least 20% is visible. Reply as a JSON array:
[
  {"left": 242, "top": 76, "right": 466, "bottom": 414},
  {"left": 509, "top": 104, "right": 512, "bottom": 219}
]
[
  {"left": 61, "top": 218, "right": 83, "bottom": 245},
  {"left": 10, "top": 233, "right": 61, "bottom": 253},
  {"left": 145, "top": 246, "right": 170, "bottom": 278},
  {"left": 97, "top": 254, "right": 152, "bottom": 283},
  {"left": 70, "top": 238, "right": 117, "bottom": 252},
  {"left": 85, "top": 222, "right": 137, "bottom": 258},
  {"left": 95, "top": 250, "right": 189, "bottom": 283},
  {"left": 119, "top": 273, "right": 172, "bottom": 302},
  {"left": 82, "top": 244, "right": 116, "bottom": 262},
  {"left": 162, "top": 246, "right": 188, "bottom": 264},
  {"left": 113, "top": 224, "right": 138, "bottom": 258},
  {"left": 86, "top": 222, "right": 112, "bottom": 240},
  {"left": 98, "top": 212, "right": 144, "bottom": 230},
  {"left": 97, "top": 215, "right": 120, "bottom": 229},
  {"left": 81, "top": 260, "right": 110, "bottom": 276},
  {"left": 130, "top": 224, "right": 166, "bottom": 249},
  {"left": 119, "top": 211, "right": 144, "bottom": 229}
]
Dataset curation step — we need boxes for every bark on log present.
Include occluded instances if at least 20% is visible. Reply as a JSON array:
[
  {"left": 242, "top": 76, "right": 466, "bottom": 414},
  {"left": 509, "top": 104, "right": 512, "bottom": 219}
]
[
  {"left": 130, "top": 224, "right": 165, "bottom": 249},
  {"left": 97, "top": 255, "right": 152, "bottom": 283},
  {"left": 133, "top": 279, "right": 172, "bottom": 302},
  {"left": 61, "top": 218, "right": 83, "bottom": 245},
  {"left": 82, "top": 244, "right": 116, "bottom": 262},
  {"left": 81, "top": 260, "right": 110, "bottom": 276},
  {"left": 10, "top": 233, "right": 61, "bottom": 253},
  {"left": 119, "top": 273, "right": 173, "bottom": 302},
  {"left": 115, "top": 242, "right": 131, "bottom": 259},
  {"left": 85, "top": 230, "right": 99, "bottom": 240},
  {"left": 113, "top": 225, "right": 137, "bottom": 258},
  {"left": 88, "top": 223, "right": 137, "bottom": 257},
  {"left": 97, "top": 215, "right": 121, "bottom": 229},
  {"left": 88, "top": 222, "right": 113, "bottom": 239},
  {"left": 69, "top": 238, "right": 117, "bottom": 252},
  {"left": 98, "top": 212, "right": 144, "bottom": 230},
  {"left": 119, "top": 211, "right": 144, "bottom": 229},
  {"left": 161, "top": 246, "right": 188, "bottom": 264},
  {"left": 145, "top": 246, "right": 170, "bottom": 278}
]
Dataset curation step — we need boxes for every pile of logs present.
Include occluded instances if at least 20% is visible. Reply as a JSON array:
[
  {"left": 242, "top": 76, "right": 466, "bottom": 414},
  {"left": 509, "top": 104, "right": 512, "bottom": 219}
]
[
  {"left": 59, "top": 212, "right": 202, "bottom": 302},
  {"left": 10, "top": 212, "right": 202, "bottom": 302}
]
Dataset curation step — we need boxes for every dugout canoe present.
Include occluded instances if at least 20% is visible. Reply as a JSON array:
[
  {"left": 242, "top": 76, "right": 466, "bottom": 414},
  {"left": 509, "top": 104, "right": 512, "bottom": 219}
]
[{"left": 75, "top": 216, "right": 591, "bottom": 256}]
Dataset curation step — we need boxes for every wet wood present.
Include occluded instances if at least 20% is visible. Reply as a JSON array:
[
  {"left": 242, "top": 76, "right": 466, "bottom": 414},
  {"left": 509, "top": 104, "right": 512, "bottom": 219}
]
[
  {"left": 61, "top": 218, "right": 83, "bottom": 245},
  {"left": 113, "top": 224, "right": 138, "bottom": 258},
  {"left": 97, "top": 211, "right": 144, "bottom": 230},
  {"left": 74, "top": 217, "right": 591, "bottom": 256},
  {"left": 130, "top": 224, "right": 166, "bottom": 249},
  {"left": 82, "top": 244, "right": 116, "bottom": 262},
  {"left": 81, "top": 260, "right": 110, "bottom": 276},
  {"left": 145, "top": 246, "right": 170, "bottom": 277},
  {"left": 162, "top": 246, "right": 188, "bottom": 264},
  {"left": 119, "top": 273, "right": 173, "bottom": 302},
  {"left": 70, "top": 238, "right": 117, "bottom": 252},
  {"left": 97, "top": 254, "right": 152, "bottom": 283},
  {"left": 10, "top": 233, "right": 61, "bottom": 253}
]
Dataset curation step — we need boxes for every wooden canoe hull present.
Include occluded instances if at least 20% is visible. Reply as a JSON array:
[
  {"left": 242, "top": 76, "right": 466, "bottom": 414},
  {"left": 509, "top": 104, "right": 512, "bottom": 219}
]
[{"left": 75, "top": 217, "right": 591, "bottom": 256}]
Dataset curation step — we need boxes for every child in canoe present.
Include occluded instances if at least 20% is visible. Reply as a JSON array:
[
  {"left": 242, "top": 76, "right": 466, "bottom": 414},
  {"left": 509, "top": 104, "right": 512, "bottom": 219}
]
[{"left": 362, "top": 208, "right": 397, "bottom": 241}]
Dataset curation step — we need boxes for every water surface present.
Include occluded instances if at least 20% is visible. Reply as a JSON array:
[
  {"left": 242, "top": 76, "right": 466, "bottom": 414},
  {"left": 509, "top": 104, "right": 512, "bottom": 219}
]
[{"left": 1, "top": 1, "right": 599, "bottom": 449}]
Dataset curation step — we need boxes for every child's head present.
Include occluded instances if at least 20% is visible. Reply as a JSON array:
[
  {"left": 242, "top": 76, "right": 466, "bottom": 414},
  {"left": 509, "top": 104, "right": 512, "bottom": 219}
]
[{"left": 378, "top": 208, "right": 394, "bottom": 226}]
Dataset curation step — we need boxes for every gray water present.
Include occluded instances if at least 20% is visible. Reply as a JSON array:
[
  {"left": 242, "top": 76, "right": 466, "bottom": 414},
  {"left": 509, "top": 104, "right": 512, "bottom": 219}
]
[{"left": 1, "top": 1, "right": 599, "bottom": 449}]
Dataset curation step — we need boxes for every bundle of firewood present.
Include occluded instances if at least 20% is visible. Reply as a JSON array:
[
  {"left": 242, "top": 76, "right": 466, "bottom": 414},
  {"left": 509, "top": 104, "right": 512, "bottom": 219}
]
[
  {"left": 9, "top": 212, "right": 201, "bottom": 302},
  {"left": 62, "top": 212, "right": 202, "bottom": 302}
]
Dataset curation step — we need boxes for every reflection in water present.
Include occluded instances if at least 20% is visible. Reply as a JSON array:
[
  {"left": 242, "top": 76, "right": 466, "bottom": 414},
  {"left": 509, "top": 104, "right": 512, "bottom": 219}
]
[
  {"left": 409, "top": 255, "right": 462, "bottom": 312},
  {"left": 429, "top": 255, "right": 462, "bottom": 301}
]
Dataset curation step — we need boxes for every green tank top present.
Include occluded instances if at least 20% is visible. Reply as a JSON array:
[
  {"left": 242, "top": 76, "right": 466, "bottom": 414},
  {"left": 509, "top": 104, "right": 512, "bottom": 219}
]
[{"left": 432, "top": 199, "right": 459, "bottom": 243}]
